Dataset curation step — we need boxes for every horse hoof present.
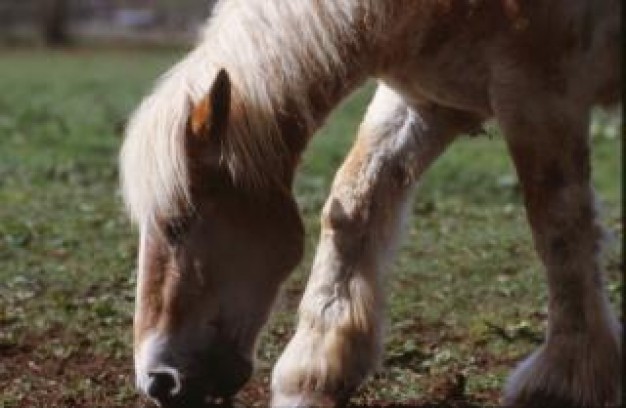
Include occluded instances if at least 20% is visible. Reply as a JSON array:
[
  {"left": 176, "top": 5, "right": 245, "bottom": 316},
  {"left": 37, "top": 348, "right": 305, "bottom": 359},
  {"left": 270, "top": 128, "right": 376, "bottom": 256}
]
[{"left": 503, "top": 332, "right": 621, "bottom": 408}]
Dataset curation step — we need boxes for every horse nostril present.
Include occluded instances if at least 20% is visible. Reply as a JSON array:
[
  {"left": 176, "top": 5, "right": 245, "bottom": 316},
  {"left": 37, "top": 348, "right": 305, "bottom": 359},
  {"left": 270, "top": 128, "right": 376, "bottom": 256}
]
[{"left": 147, "top": 368, "right": 182, "bottom": 401}]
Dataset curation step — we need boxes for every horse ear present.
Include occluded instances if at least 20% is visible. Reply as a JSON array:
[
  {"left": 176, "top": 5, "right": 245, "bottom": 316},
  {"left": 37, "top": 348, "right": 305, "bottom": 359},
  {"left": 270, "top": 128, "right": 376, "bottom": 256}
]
[{"left": 189, "top": 68, "right": 231, "bottom": 139}]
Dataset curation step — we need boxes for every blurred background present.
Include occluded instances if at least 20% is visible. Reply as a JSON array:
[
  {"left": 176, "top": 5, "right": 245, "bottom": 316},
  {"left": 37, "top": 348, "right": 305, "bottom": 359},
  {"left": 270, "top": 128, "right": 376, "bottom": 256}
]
[{"left": 1, "top": 0, "right": 216, "bottom": 46}]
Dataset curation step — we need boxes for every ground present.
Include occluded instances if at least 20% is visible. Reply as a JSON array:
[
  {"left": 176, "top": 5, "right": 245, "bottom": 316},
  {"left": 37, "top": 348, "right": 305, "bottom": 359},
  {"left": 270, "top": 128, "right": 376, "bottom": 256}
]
[{"left": 0, "top": 49, "right": 621, "bottom": 408}]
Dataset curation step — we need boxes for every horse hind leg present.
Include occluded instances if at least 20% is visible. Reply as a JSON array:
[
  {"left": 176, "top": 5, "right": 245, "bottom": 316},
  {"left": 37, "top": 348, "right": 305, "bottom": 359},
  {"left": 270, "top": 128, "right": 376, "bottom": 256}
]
[
  {"left": 271, "top": 84, "right": 482, "bottom": 407},
  {"left": 494, "top": 91, "right": 621, "bottom": 408}
]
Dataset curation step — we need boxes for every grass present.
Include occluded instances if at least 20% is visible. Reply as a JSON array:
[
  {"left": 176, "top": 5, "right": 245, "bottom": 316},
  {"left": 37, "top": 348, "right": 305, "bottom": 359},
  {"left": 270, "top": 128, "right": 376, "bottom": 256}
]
[{"left": 0, "top": 48, "right": 621, "bottom": 408}]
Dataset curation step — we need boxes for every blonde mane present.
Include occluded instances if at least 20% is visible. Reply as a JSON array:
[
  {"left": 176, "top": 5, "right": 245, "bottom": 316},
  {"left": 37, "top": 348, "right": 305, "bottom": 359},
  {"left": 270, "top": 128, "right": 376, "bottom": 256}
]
[{"left": 120, "top": 0, "right": 392, "bottom": 225}]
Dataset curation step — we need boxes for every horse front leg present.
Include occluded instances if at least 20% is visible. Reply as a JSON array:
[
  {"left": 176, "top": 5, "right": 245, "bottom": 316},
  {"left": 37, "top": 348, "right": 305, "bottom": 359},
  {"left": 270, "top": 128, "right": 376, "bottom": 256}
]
[
  {"left": 271, "top": 84, "right": 481, "bottom": 407},
  {"left": 495, "top": 95, "right": 621, "bottom": 408}
]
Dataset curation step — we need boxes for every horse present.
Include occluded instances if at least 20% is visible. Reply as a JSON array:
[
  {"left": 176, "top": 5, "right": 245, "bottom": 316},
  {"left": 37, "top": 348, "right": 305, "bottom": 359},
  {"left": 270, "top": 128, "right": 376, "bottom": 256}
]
[{"left": 119, "top": 1, "right": 621, "bottom": 407}]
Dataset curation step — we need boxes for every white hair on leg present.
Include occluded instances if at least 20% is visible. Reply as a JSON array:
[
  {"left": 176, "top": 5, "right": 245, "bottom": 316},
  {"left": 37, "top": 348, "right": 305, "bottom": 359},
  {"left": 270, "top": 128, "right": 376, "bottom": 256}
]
[{"left": 272, "top": 85, "right": 475, "bottom": 406}]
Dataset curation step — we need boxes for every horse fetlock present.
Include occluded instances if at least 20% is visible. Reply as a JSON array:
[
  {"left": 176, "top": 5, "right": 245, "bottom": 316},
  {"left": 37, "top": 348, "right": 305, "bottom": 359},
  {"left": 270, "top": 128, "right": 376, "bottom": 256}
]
[
  {"left": 271, "top": 322, "right": 378, "bottom": 407},
  {"left": 504, "top": 327, "right": 621, "bottom": 408}
]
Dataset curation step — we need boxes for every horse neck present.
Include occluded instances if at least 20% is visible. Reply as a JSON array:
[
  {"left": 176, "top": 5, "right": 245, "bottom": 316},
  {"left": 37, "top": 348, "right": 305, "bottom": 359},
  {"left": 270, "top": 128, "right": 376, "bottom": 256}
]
[
  {"left": 214, "top": 2, "right": 394, "bottom": 173},
  {"left": 275, "top": 52, "right": 371, "bottom": 166}
]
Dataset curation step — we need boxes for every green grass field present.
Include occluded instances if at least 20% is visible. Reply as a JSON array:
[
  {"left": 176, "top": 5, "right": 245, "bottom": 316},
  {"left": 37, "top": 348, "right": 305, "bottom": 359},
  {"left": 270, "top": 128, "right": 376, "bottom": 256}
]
[{"left": 0, "top": 49, "right": 621, "bottom": 408}]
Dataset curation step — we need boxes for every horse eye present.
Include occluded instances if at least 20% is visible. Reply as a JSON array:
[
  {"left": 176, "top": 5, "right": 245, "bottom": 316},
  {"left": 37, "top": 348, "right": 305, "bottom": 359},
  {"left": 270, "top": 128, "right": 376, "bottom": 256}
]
[{"left": 162, "top": 217, "right": 190, "bottom": 245}]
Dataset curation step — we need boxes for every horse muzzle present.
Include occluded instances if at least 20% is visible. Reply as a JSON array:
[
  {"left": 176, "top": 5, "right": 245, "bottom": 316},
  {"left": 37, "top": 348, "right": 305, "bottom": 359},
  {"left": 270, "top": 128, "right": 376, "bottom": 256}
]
[
  {"left": 142, "top": 359, "right": 252, "bottom": 407},
  {"left": 136, "top": 334, "right": 253, "bottom": 407}
]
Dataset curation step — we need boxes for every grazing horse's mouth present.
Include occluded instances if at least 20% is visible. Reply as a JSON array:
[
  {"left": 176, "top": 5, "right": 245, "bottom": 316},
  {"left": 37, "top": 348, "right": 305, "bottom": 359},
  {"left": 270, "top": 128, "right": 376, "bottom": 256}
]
[
  {"left": 140, "top": 350, "right": 253, "bottom": 408},
  {"left": 136, "top": 327, "right": 255, "bottom": 407},
  {"left": 143, "top": 371, "right": 251, "bottom": 408}
]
